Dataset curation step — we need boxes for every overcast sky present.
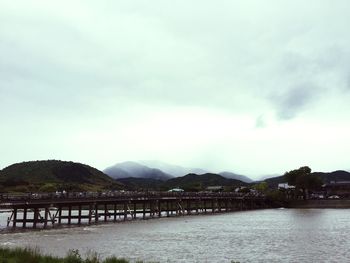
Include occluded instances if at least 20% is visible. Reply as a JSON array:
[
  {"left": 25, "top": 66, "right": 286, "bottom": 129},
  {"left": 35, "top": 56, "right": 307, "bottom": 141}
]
[{"left": 1, "top": 0, "right": 350, "bottom": 178}]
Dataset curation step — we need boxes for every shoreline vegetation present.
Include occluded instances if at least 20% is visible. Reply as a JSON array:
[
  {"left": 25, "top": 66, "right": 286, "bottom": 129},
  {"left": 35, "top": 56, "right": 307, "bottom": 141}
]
[
  {"left": 0, "top": 246, "right": 144, "bottom": 263},
  {"left": 0, "top": 246, "right": 240, "bottom": 263}
]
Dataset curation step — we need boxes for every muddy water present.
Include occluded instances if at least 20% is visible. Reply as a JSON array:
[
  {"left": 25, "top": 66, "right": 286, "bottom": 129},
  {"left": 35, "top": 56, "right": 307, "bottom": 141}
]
[{"left": 1, "top": 209, "right": 349, "bottom": 262}]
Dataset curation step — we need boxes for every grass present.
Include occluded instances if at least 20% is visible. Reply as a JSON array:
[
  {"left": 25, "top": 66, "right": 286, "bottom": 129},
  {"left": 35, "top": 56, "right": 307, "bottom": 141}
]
[{"left": 0, "top": 247, "right": 139, "bottom": 263}]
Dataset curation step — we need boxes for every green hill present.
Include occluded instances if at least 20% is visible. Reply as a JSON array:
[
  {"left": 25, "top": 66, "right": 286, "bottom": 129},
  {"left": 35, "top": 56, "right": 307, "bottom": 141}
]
[
  {"left": 0, "top": 160, "right": 123, "bottom": 192},
  {"left": 264, "top": 175, "right": 284, "bottom": 188},
  {"left": 114, "top": 173, "right": 247, "bottom": 192},
  {"left": 313, "top": 170, "right": 350, "bottom": 183},
  {"left": 118, "top": 177, "right": 165, "bottom": 191},
  {"left": 163, "top": 173, "right": 246, "bottom": 191}
]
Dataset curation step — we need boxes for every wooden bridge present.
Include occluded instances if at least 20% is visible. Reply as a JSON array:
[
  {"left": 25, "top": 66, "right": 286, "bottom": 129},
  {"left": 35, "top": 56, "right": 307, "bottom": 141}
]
[{"left": 0, "top": 192, "right": 270, "bottom": 229}]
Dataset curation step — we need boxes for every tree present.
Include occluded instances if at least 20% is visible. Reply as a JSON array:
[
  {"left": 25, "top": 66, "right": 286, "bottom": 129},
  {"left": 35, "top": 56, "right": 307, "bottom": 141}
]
[
  {"left": 284, "top": 166, "right": 322, "bottom": 199},
  {"left": 39, "top": 183, "right": 57, "bottom": 192},
  {"left": 253, "top": 182, "right": 268, "bottom": 193}
]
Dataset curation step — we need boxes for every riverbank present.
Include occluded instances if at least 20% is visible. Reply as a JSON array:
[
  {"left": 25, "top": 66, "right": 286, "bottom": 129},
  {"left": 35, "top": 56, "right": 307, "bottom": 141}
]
[
  {"left": 286, "top": 199, "right": 350, "bottom": 208},
  {"left": 0, "top": 246, "right": 134, "bottom": 263}
]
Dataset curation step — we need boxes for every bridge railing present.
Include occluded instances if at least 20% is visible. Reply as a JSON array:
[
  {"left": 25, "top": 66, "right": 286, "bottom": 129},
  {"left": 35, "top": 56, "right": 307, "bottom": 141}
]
[{"left": 0, "top": 191, "right": 263, "bottom": 203}]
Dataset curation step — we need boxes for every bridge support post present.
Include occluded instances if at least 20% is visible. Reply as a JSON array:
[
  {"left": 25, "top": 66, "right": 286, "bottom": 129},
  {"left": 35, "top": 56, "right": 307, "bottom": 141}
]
[
  {"left": 44, "top": 207, "right": 49, "bottom": 228},
  {"left": 33, "top": 208, "right": 38, "bottom": 229},
  {"left": 143, "top": 201, "right": 146, "bottom": 220},
  {"left": 104, "top": 204, "right": 108, "bottom": 222},
  {"left": 58, "top": 207, "right": 62, "bottom": 225},
  {"left": 151, "top": 200, "right": 155, "bottom": 218},
  {"left": 114, "top": 203, "right": 117, "bottom": 222},
  {"left": 89, "top": 204, "right": 92, "bottom": 224},
  {"left": 12, "top": 208, "right": 17, "bottom": 228},
  {"left": 133, "top": 203, "right": 137, "bottom": 219},
  {"left": 68, "top": 205, "right": 72, "bottom": 225},
  {"left": 123, "top": 202, "right": 127, "bottom": 221},
  {"left": 78, "top": 205, "right": 82, "bottom": 225},
  {"left": 23, "top": 207, "right": 27, "bottom": 228},
  {"left": 95, "top": 203, "right": 99, "bottom": 223},
  {"left": 171, "top": 201, "right": 174, "bottom": 216},
  {"left": 187, "top": 200, "right": 191, "bottom": 215},
  {"left": 166, "top": 201, "right": 170, "bottom": 217}
]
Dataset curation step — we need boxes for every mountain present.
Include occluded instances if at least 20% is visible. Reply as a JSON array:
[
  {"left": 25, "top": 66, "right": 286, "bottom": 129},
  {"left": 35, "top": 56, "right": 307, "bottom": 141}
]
[
  {"left": 138, "top": 160, "right": 209, "bottom": 177},
  {"left": 104, "top": 161, "right": 173, "bottom": 181},
  {"left": 256, "top": 174, "right": 281, "bottom": 181},
  {"left": 0, "top": 160, "right": 122, "bottom": 192},
  {"left": 264, "top": 175, "right": 285, "bottom": 188},
  {"left": 219, "top": 171, "right": 253, "bottom": 183},
  {"left": 118, "top": 177, "right": 164, "bottom": 191},
  {"left": 313, "top": 170, "right": 350, "bottom": 183},
  {"left": 163, "top": 173, "right": 246, "bottom": 191}
]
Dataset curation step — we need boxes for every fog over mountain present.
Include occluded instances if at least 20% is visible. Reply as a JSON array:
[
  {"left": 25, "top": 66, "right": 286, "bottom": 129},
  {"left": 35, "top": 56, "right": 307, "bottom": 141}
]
[
  {"left": 104, "top": 161, "right": 173, "bottom": 181},
  {"left": 106, "top": 160, "right": 254, "bottom": 183},
  {"left": 219, "top": 172, "right": 253, "bottom": 183},
  {"left": 139, "top": 160, "right": 209, "bottom": 177},
  {"left": 256, "top": 174, "right": 283, "bottom": 182}
]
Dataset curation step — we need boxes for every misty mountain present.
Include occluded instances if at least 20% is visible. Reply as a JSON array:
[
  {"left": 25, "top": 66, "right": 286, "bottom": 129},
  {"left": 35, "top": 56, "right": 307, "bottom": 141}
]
[
  {"left": 219, "top": 171, "right": 253, "bottom": 183},
  {"left": 104, "top": 161, "right": 173, "bottom": 181},
  {"left": 256, "top": 174, "right": 282, "bottom": 181},
  {"left": 139, "top": 160, "right": 209, "bottom": 177}
]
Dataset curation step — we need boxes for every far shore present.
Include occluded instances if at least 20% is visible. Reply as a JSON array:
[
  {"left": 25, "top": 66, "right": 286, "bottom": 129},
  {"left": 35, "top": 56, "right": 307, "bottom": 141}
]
[{"left": 286, "top": 199, "right": 350, "bottom": 209}]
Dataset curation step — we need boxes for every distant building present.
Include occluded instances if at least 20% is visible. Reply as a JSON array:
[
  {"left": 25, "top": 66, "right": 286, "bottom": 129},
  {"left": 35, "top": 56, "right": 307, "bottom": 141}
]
[
  {"left": 278, "top": 183, "right": 295, "bottom": 190},
  {"left": 168, "top": 188, "right": 184, "bottom": 192},
  {"left": 235, "top": 186, "right": 246, "bottom": 192}
]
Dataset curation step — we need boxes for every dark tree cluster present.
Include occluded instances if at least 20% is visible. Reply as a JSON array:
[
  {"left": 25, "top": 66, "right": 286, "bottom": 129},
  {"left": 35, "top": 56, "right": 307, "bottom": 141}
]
[{"left": 284, "top": 166, "right": 322, "bottom": 199}]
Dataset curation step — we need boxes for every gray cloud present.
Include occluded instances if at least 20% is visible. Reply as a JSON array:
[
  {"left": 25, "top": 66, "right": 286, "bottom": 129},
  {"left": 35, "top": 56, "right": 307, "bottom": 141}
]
[
  {"left": 263, "top": 42, "right": 350, "bottom": 120},
  {"left": 273, "top": 85, "right": 317, "bottom": 120}
]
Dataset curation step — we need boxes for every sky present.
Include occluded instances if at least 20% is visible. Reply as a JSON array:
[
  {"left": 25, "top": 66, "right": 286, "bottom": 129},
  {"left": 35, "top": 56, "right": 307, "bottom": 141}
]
[{"left": 1, "top": 0, "right": 350, "bottom": 179}]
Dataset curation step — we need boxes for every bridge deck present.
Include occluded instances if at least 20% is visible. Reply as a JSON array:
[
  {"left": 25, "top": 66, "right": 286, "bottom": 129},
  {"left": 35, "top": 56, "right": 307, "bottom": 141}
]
[{"left": 0, "top": 192, "right": 269, "bottom": 229}]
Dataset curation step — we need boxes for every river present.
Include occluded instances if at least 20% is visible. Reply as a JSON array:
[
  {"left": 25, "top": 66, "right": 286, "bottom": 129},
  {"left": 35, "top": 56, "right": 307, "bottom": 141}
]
[{"left": 0, "top": 208, "right": 349, "bottom": 262}]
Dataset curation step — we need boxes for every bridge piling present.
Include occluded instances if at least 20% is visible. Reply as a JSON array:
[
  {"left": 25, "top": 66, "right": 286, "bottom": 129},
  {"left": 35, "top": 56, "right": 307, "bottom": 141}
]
[
  {"left": 44, "top": 207, "right": 48, "bottom": 228},
  {"left": 23, "top": 207, "right": 27, "bottom": 228},
  {"left": 33, "top": 208, "right": 38, "bottom": 229},
  {"left": 78, "top": 205, "right": 82, "bottom": 225},
  {"left": 58, "top": 207, "right": 62, "bottom": 225},
  {"left": 12, "top": 208, "right": 17, "bottom": 228}
]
